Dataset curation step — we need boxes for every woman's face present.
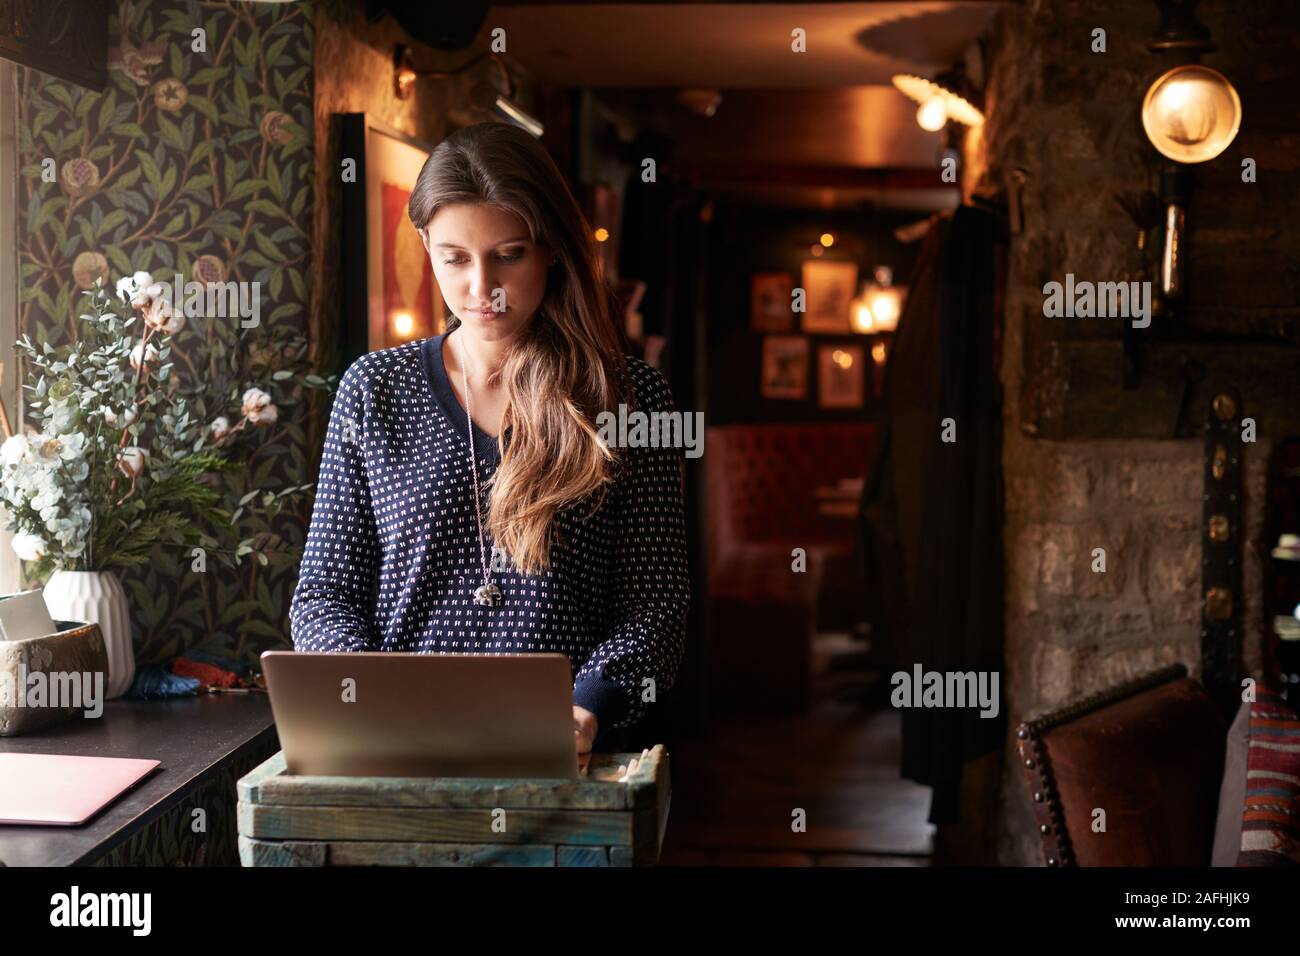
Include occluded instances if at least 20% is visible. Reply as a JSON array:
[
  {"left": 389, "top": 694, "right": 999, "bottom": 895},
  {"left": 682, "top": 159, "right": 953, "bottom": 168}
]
[{"left": 421, "top": 202, "right": 552, "bottom": 344}]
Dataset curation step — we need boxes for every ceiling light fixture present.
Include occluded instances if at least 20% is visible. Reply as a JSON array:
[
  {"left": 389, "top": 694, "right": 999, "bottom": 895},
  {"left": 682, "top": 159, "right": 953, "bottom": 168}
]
[{"left": 892, "top": 72, "right": 985, "bottom": 129}]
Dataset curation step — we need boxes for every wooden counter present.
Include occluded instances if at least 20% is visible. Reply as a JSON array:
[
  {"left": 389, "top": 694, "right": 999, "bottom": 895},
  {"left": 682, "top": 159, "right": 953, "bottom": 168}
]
[{"left": 0, "top": 694, "right": 278, "bottom": 866}]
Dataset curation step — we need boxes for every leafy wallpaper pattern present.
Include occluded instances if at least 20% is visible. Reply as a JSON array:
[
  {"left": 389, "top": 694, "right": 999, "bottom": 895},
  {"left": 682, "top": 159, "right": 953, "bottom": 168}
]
[{"left": 16, "top": 0, "right": 321, "bottom": 665}]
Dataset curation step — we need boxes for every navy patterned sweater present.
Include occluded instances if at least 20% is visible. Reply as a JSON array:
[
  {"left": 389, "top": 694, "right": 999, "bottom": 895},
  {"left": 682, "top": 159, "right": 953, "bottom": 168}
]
[{"left": 289, "top": 333, "right": 691, "bottom": 739}]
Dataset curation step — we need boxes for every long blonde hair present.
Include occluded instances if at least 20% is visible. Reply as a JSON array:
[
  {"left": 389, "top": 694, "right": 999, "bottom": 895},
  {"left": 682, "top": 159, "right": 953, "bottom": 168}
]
[{"left": 407, "top": 122, "right": 630, "bottom": 574}]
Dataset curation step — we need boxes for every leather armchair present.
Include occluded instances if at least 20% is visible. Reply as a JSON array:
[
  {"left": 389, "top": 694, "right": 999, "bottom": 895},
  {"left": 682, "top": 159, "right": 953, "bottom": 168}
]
[{"left": 1016, "top": 665, "right": 1227, "bottom": 866}]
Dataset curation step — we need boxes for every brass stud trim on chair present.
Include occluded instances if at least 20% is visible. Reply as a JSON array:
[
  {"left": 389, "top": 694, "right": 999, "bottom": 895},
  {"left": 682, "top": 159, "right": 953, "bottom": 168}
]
[{"left": 1015, "top": 665, "right": 1189, "bottom": 869}]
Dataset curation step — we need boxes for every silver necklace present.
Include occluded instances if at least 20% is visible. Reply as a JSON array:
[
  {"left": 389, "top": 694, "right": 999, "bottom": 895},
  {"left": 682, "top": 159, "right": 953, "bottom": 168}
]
[{"left": 459, "top": 339, "right": 503, "bottom": 607}]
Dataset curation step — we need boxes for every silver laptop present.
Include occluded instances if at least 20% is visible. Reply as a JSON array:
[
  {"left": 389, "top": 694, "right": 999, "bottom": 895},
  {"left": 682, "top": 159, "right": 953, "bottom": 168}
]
[{"left": 261, "top": 651, "right": 580, "bottom": 779}]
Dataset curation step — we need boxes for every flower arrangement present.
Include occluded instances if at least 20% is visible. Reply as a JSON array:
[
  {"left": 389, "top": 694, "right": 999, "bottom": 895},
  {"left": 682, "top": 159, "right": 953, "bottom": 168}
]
[{"left": 0, "top": 272, "right": 336, "bottom": 579}]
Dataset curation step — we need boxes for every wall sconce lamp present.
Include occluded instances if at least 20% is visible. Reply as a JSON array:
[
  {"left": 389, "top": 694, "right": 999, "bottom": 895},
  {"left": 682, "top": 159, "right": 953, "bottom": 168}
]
[
  {"left": 1139, "top": 1, "right": 1241, "bottom": 302},
  {"left": 393, "top": 45, "right": 545, "bottom": 137},
  {"left": 891, "top": 70, "right": 985, "bottom": 132},
  {"left": 1116, "top": 0, "right": 1242, "bottom": 389},
  {"left": 852, "top": 266, "right": 906, "bottom": 335},
  {"left": 1142, "top": 64, "right": 1241, "bottom": 165}
]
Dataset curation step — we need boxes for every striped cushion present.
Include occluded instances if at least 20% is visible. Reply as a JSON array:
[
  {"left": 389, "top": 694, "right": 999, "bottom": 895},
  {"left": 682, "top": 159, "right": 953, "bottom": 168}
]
[{"left": 1237, "top": 688, "right": 1300, "bottom": 866}]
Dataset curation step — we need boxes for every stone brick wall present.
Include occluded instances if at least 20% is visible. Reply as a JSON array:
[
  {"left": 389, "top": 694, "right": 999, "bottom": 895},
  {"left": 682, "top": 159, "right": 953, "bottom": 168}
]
[{"left": 972, "top": 0, "right": 1294, "bottom": 864}]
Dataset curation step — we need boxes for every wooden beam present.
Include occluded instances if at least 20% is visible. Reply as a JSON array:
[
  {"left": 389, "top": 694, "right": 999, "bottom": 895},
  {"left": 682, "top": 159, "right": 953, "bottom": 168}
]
[{"left": 675, "top": 161, "right": 951, "bottom": 191}]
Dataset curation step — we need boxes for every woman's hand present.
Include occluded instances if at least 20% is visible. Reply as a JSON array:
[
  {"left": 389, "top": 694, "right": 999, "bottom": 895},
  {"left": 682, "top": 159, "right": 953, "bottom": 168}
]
[{"left": 573, "top": 705, "right": 598, "bottom": 754}]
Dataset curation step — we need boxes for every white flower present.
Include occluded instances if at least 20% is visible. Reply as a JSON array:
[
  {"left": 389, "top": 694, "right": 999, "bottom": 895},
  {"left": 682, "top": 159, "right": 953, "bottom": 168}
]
[
  {"left": 241, "top": 387, "right": 278, "bottom": 426},
  {"left": 115, "top": 271, "right": 154, "bottom": 309},
  {"left": 11, "top": 532, "right": 46, "bottom": 562},
  {"left": 117, "top": 446, "right": 148, "bottom": 479},
  {"left": 142, "top": 294, "right": 174, "bottom": 331},
  {"left": 209, "top": 416, "right": 231, "bottom": 440},
  {"left": 1, "top": 434, "right": 29, "bottom": 466},
  {"left": 162, "top": 310, "right": 186, "bottom": 335},
  {"left": 32, "top": 436, "right": 64, "bottom": 461},
  {"left": 130, "top": 342, "right": 160, "bottom": 372},
  {"left": 241, "top": 387, "right": 271, "bottom": 411}
]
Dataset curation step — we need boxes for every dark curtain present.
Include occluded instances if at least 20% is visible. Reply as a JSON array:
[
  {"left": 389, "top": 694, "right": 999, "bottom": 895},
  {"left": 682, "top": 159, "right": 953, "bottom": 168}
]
[{"left": 859, "top": 204, "right": 1005, "bottom": 825}]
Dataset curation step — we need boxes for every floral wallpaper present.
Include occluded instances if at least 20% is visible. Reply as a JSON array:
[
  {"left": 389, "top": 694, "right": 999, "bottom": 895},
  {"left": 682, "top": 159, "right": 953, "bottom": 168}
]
[{"left": 15, "top": 0, "right": 320, "bottom": 665}]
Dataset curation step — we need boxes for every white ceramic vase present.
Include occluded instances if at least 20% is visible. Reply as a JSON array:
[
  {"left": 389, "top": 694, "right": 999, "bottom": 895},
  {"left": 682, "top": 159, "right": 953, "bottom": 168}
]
[{"left": 41, "top": 569, "right": 135, "bottom": 699}]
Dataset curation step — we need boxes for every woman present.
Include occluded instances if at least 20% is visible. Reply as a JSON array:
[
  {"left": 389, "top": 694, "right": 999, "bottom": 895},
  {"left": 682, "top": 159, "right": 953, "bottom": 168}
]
[{"left": 289, "top": 122, "right": 690, "bottom": 757}]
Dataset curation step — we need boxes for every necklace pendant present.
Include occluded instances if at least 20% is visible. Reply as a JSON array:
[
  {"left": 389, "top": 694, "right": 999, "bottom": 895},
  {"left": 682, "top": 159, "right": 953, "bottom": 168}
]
[{"left": 473, "top": 582, "right": 502, "bottom": 606}]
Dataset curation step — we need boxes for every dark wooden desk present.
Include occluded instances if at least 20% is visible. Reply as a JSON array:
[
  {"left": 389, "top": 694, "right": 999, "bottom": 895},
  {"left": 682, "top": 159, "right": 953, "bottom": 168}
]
[{"left": 0, "top": 694, "right": 278, "bottom": 866}]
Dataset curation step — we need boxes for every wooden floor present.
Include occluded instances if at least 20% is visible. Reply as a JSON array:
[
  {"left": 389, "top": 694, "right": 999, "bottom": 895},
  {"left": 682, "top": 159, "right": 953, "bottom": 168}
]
[{"left": 657, "top": 633, "right": 934, "bottom": 866}]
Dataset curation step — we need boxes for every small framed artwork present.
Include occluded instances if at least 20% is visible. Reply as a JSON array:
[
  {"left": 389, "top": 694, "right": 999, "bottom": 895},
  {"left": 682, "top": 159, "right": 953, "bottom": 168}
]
[
  {"left": 818, "top": 344, "right": 866, "bottom": 408},
  {"left": 761, "top": 336, "right": 810, "bottom": 399},
  {"left": 800, "top": 260, "right": 858, "bottom": 333},
  {"left": 750, "top": 272, "right": 795, "bottom": 332},
  {"left": 339, "top": 113, "right": 442, "bottom": 366}
]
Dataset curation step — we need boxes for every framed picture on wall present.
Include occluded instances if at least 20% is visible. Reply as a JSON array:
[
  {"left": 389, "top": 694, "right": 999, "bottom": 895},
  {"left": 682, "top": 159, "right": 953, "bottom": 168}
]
[
  {"left": 761, "top": 335, "right": 810, "bottom": 399},
  {"left": 339, "top": 114, "right": 443, "bottom": 365},
  {"left": 750, "top": 272, "right": 795, "bottom": 332},
  {"left": 800, "top": 259, "right": 858, "bottom": 333},
  {"left": 818, "top": 344, "right": 866, "bottom": 408}
]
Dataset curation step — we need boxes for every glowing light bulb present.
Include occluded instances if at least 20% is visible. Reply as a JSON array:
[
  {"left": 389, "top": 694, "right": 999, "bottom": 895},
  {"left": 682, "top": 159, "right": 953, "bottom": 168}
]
[
  {"left": 594, "top": 228, "right": 609, "bottom": 242},
  {"left": 871, "top": 292, "right": 900, "bottom": 330},
  {"left": 852, "top": 301, "right": 874, "bottom": 334},
  {"left": 1141, "top": 65, "right": 1241, "bottom": 163},
  {"left": 392, "top": 311, "right": 414, "bottom": 337},
  {"left": 820, "top": 233, "right": 835, "bottom": 248},
  {"left": 916, "top": 96, "right": 948, "bottom": 132}
]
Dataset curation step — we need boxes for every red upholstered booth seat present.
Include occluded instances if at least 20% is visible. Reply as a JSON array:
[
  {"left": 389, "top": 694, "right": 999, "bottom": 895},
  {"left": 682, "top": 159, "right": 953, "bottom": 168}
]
[{"left": 705, "top": 423, "right": 873, "bottom": 712}]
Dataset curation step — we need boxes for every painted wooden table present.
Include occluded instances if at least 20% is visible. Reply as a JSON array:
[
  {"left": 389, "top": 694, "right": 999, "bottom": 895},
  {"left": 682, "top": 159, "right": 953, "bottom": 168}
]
[{"left": 237, "top": 745, "right": 671, "bottom": 866}]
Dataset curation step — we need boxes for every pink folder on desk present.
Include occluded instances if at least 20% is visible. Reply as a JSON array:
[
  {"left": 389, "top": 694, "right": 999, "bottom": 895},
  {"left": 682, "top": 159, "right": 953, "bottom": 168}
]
[{"left": 0, "top": 753, "right": 160, "bottom": 825}]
